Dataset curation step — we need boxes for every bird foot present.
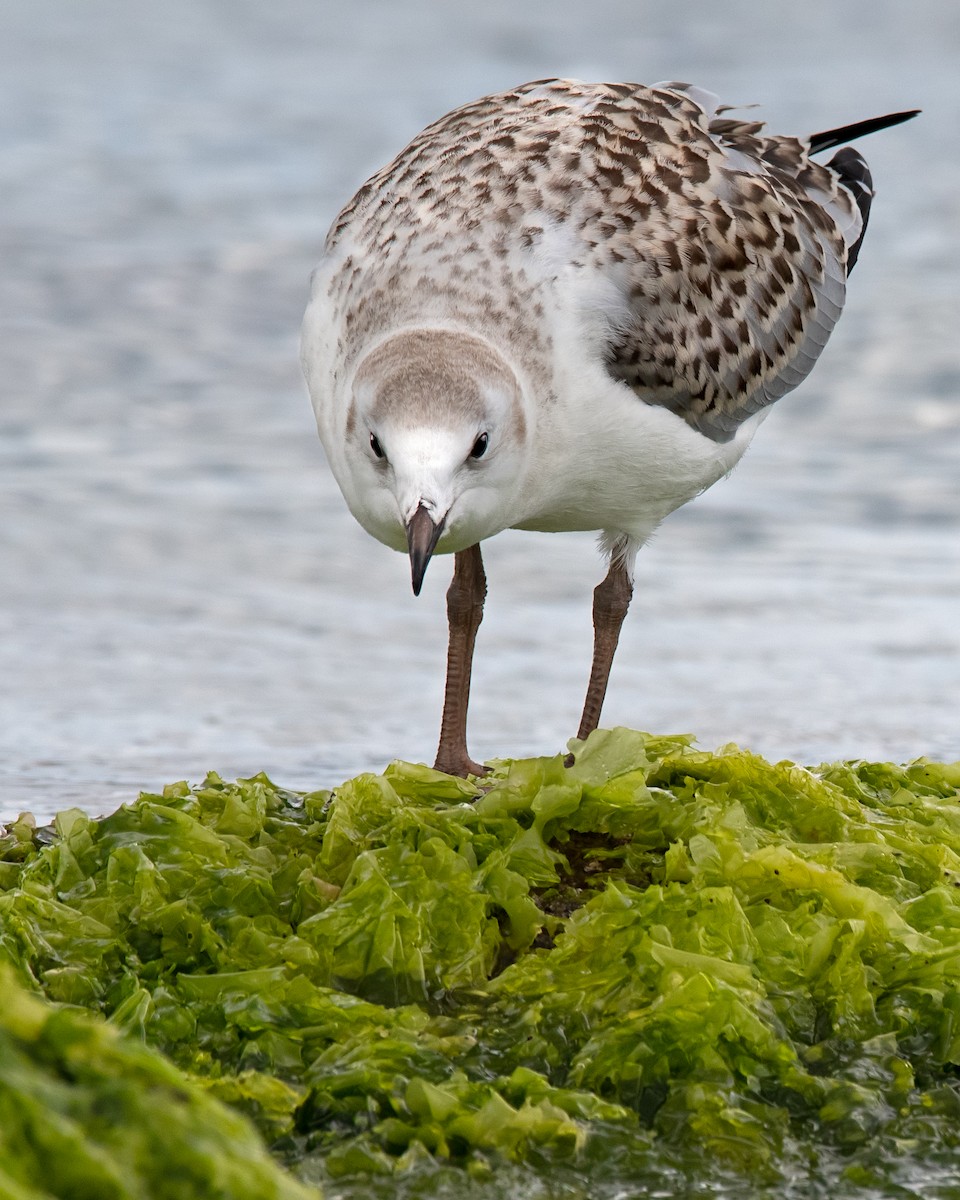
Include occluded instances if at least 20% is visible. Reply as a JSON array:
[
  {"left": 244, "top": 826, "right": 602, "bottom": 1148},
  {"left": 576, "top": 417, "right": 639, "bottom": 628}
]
[{"left": 433, "top": 748, "right": 489, "bottom": 779}]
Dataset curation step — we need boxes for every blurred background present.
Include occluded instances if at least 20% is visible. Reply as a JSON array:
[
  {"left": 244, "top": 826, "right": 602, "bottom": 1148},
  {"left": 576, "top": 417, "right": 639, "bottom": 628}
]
[{"left": 2, "top": 0, "right": 958, "bottom": 820}]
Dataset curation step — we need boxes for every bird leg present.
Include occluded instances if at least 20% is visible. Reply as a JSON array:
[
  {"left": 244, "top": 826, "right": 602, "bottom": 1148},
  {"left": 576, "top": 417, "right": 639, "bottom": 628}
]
[
  {"left": 434, "top": 543, "right": 488, "bottom": 777},
  {"left": 576, "top": 556, "right": 634, "bottom": 742}
]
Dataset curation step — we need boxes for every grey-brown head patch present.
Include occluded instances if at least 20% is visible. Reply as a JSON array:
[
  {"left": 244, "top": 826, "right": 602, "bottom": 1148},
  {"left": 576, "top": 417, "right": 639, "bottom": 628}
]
[{"left": 352, "top": 328, "right": 526, "bottom": 440}]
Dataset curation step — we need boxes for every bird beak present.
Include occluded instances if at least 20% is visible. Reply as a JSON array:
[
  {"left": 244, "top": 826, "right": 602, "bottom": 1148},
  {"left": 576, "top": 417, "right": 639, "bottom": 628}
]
[{"left": 405, "top": 504, "right": 445, "bottom": 596}]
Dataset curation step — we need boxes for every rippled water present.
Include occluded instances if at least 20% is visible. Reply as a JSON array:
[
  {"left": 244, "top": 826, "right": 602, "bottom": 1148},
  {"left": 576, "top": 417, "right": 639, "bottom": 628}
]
[{"left": 2, "top": 0, "right": 958, "bottom": 822}]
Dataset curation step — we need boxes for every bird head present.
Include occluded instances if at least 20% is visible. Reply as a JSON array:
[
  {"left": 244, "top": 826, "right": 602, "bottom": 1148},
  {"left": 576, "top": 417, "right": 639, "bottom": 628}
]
[{"left": 344, "top": 329, "right": 528, "bottom": 593}]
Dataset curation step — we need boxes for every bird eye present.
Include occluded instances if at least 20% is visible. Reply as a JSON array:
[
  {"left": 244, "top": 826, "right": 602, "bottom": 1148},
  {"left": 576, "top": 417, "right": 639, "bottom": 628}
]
[
  {"left": 369, "top": 433, "right": 385, "bottom": 460},
  {"left": 470, "top": 433, "right": 489, "bottom": 460}
]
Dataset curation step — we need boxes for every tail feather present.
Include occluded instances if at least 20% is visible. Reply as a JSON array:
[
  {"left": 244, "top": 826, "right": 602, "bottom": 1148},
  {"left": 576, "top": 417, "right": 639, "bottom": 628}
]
[
  {"left": 809, "top": 108, "right": 918, "bottom": 275},
  {"left": 809, "top": 109, "right": 919, "bottom": 155},
  {"left": 828, "top": 147, "right": 874, "bottom": 273}
]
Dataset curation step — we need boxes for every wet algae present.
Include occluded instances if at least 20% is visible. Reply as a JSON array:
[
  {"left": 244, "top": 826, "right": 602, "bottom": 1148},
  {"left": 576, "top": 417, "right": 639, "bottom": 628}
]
[{"left": 3, "top": 729, "right": 960, "bottom": 1198}]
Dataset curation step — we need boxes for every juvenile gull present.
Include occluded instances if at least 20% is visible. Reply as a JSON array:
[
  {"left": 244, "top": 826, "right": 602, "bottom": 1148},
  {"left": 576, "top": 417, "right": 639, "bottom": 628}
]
[{"left": 301, "top": 79, "right": 917, "bottom": 777}]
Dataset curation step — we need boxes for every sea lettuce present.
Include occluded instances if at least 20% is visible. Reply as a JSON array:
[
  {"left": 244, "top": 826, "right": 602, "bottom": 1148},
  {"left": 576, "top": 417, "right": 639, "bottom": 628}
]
[
  {"left": 0, "top": 966, "right": 315, "bottom": 1200},
  {"left": 2, "top": 730, "right": 960, "bottom": 1197}
]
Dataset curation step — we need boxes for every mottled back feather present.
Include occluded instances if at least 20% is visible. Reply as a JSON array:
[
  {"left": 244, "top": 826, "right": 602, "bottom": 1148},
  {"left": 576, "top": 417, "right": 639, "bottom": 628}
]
[{"left": 321, "top": 79, "right": 905, "bottom": 443}]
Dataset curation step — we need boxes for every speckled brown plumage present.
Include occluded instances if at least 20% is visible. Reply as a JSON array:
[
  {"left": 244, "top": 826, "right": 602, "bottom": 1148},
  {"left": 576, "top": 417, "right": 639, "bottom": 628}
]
[{"left": 320, "top": 78, "right": 902, "bottom": 442}]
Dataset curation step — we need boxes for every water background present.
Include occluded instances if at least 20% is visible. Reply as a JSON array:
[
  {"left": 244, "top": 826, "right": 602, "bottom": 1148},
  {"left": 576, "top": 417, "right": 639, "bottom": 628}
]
[{"left": 2, "top": 0, "right": 958, "bottom": 822}]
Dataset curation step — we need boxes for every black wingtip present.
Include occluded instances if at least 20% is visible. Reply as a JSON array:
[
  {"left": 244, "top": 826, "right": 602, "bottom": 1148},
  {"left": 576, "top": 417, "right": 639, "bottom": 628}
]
[{"left": 809, "top": 109, "right": 920, "bottom": 155}]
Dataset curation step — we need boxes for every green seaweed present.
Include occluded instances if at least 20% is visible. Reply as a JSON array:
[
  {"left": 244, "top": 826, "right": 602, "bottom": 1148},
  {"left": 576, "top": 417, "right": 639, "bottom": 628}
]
[
  {"left": 3, "top": 729, "right": 960, "bottom": 1197},
  {"left": 0, "top": 967, "right": 315, "bottom": 1200}
]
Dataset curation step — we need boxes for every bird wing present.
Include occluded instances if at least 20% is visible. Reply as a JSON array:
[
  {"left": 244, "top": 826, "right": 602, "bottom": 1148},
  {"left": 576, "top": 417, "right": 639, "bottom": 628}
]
[
  {"left": 317, "top": 79, "right": 909, "bottom": 443},
  {"left": 585, "top": 82, "right": 870, "bottom": 442}
]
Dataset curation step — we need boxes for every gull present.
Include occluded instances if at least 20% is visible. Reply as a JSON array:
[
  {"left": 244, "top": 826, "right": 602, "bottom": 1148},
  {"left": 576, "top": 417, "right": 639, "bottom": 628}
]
[{"left": 301, "top": 79, "right": 917, "bottom": 777}]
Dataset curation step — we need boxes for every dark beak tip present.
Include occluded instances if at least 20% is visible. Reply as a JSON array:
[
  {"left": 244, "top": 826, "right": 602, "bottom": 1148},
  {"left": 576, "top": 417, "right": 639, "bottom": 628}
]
[{"left": 406, "top": 503, "right": 445, "bottom": 597}]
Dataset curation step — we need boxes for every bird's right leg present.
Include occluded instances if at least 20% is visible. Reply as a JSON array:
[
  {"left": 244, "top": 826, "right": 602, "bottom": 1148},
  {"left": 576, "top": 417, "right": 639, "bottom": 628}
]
[{"left": 434, "top": 543, "right": 488, "bottom": 777}]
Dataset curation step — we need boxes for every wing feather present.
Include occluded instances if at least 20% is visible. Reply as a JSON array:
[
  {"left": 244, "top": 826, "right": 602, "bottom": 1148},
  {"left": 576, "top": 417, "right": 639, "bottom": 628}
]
[
  {"left": 316, "top": 79, "right": 909, "bottom": 442},
  {"left": 597, "top": 83, "right": 866, "bottom": 442}
]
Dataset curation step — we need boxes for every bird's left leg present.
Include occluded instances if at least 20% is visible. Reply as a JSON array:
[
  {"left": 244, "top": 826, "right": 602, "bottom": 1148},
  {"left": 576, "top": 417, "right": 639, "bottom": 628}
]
[
  {"left": 434, "top": 543, "right": 488, "bottom": 778},
  {"left": 575, "top": 555, "right": 634, "bottom": 742}
]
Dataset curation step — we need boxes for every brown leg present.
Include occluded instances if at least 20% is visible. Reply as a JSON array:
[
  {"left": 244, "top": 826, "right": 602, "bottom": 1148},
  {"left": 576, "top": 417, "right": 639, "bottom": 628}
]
[
  {"left": 434, "top": 544, "right": 488, "bottom": 777},
  {"left": 576, "top": 557, "right": 634, "bottom": 742}
]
